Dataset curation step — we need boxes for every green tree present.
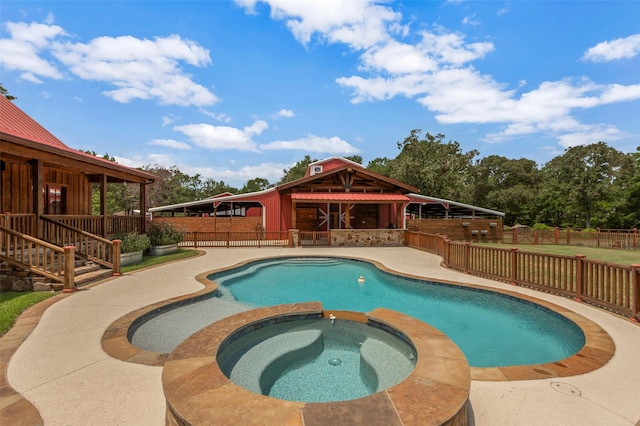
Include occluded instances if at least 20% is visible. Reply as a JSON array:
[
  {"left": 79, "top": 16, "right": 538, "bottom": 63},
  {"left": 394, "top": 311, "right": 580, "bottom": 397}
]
[
  {"left": 387, "top": 130, "right": 478, "bottom": 202},
  {"left": 240, "top": 178, "right": 271, "bottom": 193},
  {"left": 536, "top": 142, "right": 635, "bottom": 228},
  {"left": 344, "top": 155, "right": 363, "bottom": 164},
  {"left": 471, "top": 156, "right": 540, "bottom": 225},
  {"left": 366, "top": 157, "right": 391, "bottom": 175},
  {"left": 0, "top": 83, "right": 16, "bottom": 101},
  {"left": 278, "top": 155, "right": 316, "bottom": 184}
]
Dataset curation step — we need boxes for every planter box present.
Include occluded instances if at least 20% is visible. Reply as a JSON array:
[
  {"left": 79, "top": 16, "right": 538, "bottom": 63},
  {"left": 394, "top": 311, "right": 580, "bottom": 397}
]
[
  {"left": 149, "top": 244, "right": 178, "bottom": 256},
  {"left": 120, "top": 251, "right": 143, "bottom": 266}
]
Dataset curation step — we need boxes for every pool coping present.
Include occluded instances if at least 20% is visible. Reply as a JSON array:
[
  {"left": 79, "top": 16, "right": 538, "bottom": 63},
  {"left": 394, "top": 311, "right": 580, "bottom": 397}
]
[
  {"left": 101, "top": 255, "right": 616, "bottom": 382},
  {"left": 162, "top": 304, "right": 471, "bottom": 426}
]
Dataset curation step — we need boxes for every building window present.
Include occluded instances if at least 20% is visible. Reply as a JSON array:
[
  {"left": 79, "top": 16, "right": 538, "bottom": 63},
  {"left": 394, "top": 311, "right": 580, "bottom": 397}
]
[{"left": 45, "top": 185, "right": 66, "bottom": 214}]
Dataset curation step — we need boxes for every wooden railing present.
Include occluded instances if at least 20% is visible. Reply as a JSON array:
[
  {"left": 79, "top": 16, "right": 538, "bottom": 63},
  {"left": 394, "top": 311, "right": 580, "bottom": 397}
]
[
  {"left": 0, "top": 213, "right": 36, "bottom": 236},
  {"left": 0, "top": 225, "right": 75, "bottom": 290},
  {"left": 505, "top": 227, "right": 639, "bottom": 250},
  {"left": 46, "top": 214, "right": 145, "bottom": 239},
  {"left": 41, "top": 217, "right": 119, "bottom": 272},
  {"left": 406, "top": 231, "right": 640, "bottom": 322},
  {"left": 299, "top": 231, "right": 330, "bottom": 246},
  {"left": 179, "top": 231, "right": 290, "bottom": 248}
]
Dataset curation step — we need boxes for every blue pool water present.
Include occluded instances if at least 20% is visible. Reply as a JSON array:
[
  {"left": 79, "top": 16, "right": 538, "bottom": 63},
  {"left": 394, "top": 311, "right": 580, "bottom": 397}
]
[{"left": 211, "top": 257, "right": 585, "bottom": 367}]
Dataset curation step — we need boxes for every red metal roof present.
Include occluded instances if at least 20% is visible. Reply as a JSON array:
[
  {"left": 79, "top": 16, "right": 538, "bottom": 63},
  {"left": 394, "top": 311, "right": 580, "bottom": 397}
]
[
  {"left": 290, "top": 193, "right": 410, "bottom": 202},
  {"left": 0, "top": 95, "right": 68, "bottom": 149},
  {"left": 0, "top": 96, "right": 155, "bottom": 181}
]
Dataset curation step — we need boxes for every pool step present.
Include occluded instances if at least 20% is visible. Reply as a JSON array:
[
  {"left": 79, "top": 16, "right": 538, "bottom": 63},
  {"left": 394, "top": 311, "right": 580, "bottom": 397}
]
[{"left": 225, "top": 329, "right": 323, "bottom": 395}]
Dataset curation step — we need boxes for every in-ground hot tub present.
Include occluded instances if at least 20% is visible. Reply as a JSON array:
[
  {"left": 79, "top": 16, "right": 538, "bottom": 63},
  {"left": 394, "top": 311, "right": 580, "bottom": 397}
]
[
  {"left": 162, "top": 303, "right": 471, "bottom": 425},
  {"left": 217, "top": 314, "right": 416, "bottom": 403}
]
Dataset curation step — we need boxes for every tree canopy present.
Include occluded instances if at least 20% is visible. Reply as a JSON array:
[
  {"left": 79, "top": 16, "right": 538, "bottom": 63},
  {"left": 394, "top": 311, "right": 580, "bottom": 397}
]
[{"left": 85, "top": 135, "right": 638, "bottom": 229}]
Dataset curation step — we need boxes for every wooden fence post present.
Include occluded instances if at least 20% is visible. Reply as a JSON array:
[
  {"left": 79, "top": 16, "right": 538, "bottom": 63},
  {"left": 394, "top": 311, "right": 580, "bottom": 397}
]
[
  {"left": 555, "top": 227, "right": 560, "bottom": 245},
  {"left": 193, "top": 232, "right": 198, "bottom": 249},
  {"left": 464, "top": 242, "right": 471, "bottom": 273},
  {"left": 633, "top": 228, "right": 638, "bottom": 250},
  {"left": 226, "top": 232, "right": 230, "bottom": 248},
  {"left": 112, "top": 240, "right": 121, "bottom": 276},
  {"left": 575, "top": 254, "right": 586, "bottom": 302},
  {"left": 512, "top": 228, "right": 518, "bottom": 244},
  {"left": 510, "top": 247, "right": 518, "bottom": 285},
  {"left": 631, "top": 264, "right": 640, "bottom": 322},
  {"left": 63, "top": 246, "right": 76, "bottom": 292},
  {"left": 567, "top": 227, "right": 571, "bottom": 245}
]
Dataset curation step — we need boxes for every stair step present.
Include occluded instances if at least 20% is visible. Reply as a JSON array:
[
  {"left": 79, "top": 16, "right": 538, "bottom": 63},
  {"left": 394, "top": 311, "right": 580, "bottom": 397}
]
[
  {"left": 74, "top": 269, "right": 113, "bottom": 287},
  {"left": 74, "top": 263, "right": 103, "bottom": 276}
]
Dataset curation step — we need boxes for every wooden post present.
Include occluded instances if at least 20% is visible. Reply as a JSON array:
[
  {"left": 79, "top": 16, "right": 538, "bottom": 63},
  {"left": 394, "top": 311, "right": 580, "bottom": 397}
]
[
  {"left": 63, "top": 246, "right": 76, "bottom": 292},
  {"left": 29, "top": 159, "right": 44, "bottom": 239},
  {"left": 596, "top": 227, "right": 600, "bottom": 248},
  {"left": 555, "top": 227, "right": 560, "bottom": 245},
  {"left": 633, "top": 228, "right": 638, "bottom": 250},
  {"left": 112, "top": 239, "right": 121, "bottom": 275},
  {"left": 575, "top": 254, "right": 586, "bottom": 302},
  {"left": 193, "top": 231, "right": 198, "bottom": 249},
  {"left": 567, "top": 227, "right": 571, "bottom": 245},
  {"left": 100, "top": 174, "right": 107, "bottom": 237},
  {"left": 139, "top": 182, "right": 148, "bottom": 233},
  {"left": 631, "top": 264, "right": 640, "bottom": 322},
  {"left": 512, "top": 227, "right": 518, "bottom": 244},
  {"left": 510, "top": 247, "right": 518, "bottom": 285},
  {"left": 464, "top": 242, "right": 471, "bottom": 273}
]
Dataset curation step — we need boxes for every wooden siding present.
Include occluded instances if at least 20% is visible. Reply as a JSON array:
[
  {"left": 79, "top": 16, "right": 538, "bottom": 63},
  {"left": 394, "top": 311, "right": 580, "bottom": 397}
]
[{"left": 2, "top": 162, "right": 91, "bottom": 215}]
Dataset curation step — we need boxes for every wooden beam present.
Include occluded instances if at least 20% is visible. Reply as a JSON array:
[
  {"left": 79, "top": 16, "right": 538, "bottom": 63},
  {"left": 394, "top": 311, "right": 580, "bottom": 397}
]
[
  {"left": 29, "top": 159, "right": 43, "bottom": 238},
  {"left": 100, "top": 174, "right": 107, "bottom": 237}
]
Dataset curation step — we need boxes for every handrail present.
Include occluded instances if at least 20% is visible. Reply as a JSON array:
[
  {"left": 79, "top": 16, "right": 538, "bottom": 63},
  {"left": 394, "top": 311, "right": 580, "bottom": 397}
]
[
  {"left": 41, "top": 217, "right": 120, "bottom": 274},
  {"left": 405, "top": 230, "right": 640, "bottom": 322},
  {"left": 0, "top": 225, "right": 75, "bottom": 290}
]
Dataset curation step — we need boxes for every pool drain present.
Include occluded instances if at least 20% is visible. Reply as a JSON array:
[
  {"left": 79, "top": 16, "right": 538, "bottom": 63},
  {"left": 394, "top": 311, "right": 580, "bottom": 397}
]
[{"left": 328, "top": 358, "right": 342, "bottom": 366}]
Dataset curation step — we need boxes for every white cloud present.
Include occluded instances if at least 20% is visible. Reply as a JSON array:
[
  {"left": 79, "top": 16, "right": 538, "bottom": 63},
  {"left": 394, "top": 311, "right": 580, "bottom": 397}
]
[
  {"left": 185, "top": 162, "right": 289, "bottom": 185},
  {"left": 260, "top": 135, "right": 360, "bottom": 154},
  {"left": 1, "top": 19, "right": 219, "bottom": 107},
  {"left": 149, "top": 139, "right": 192, "bottom": 150},
  {"left": 582, "top": 33, "right": 640, "bottom": 62},
  {"left": 235, "top": 0, "right": 400, "bottom": 50},
  {"left": 20, "top": 72, "right": 43, "bottom": 84},
  {"left": 0, "top": 21, "right": 66, "bottom": 80},
  {"left": 52, "top": 34, "right": 217, "bottom": 106},
  {"left": 275, "top": 108, "right": 295, "bottom": 118},
  {"left": 173, "top": 120, "right": 267, "bottom": 152},
  {"left": 162, "top": 115, "right": 177, "bottom": 127},
  {"left": 199, "top": 109, "right": 232, "bottom": 122},
  {"left": 462, "top": 14, "right": 480, "bottom": 26}
]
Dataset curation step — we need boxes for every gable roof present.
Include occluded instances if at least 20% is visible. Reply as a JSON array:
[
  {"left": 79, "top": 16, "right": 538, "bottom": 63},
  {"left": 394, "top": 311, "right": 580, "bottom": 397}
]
[
  {"left": 278, "top": 160, "right": 418, "bottom": 194},
  {"left": 0, "top": 96, "right": 155, "bottom": 182}
]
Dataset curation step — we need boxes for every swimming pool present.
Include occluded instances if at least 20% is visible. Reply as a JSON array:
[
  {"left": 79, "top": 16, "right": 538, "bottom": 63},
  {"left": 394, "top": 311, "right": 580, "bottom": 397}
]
[{"left": 131, "top": 256, "right": 585, "bottom": 367}]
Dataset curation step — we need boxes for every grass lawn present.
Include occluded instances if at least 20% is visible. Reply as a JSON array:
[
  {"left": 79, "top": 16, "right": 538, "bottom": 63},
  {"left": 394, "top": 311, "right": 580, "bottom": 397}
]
[
  {"left": 0, "top": 291, "right": 56, "bottom": 336},
  {"left": 121, "top": 248, "right": 200, "bottom": 273},
  {"left": 476, "top": 243, "right": 640, "bottom": 266},
  {"left": 0, "top": 249, "right": 200, "bottom": 337}
]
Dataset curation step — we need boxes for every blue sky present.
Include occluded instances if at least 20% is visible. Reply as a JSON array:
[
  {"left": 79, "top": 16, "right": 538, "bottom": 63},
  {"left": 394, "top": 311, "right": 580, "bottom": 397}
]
[{"left": 2, "top": 1, "right": 639, "bottom": 187}]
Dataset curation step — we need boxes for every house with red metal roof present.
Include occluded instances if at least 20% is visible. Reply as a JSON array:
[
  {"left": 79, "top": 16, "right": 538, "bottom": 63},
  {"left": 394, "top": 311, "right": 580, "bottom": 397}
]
[{"left": 1, "top": 95, "right": 156, "bottom": 287}]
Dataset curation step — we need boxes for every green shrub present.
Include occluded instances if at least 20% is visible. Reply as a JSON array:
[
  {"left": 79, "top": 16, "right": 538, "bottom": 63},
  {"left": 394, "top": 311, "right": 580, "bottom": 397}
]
[
  {"left": 147, "top": 222, "right": 184, "bottom": 246},
  {"left": 532, "top": 223, "right": 553, "bottom": 230},
  {"left": 116, "top": 232, "right": 151, "bottom": 253}
]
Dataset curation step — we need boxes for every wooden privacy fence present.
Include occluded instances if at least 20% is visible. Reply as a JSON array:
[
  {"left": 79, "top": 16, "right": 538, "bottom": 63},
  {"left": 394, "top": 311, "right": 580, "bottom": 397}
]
[
  {"left": 406, "top": 231, "right": 640, "bottom": 322},
  {"left": 179, "top": 231, "right": 290, "bottom": 248}
]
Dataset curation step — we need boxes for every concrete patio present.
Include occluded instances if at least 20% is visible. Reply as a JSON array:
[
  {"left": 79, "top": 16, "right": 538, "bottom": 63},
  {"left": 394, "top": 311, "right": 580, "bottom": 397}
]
[{"left": 2, "top": 247, "right": 640, "bottom": 425}]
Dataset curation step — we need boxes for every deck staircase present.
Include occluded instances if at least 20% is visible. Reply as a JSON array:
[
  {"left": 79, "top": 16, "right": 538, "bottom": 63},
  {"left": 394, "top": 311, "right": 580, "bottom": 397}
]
[{"left": 1, "top": 220, "right": 118, "bottom": 291}]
